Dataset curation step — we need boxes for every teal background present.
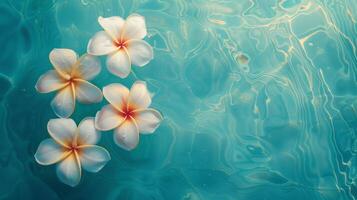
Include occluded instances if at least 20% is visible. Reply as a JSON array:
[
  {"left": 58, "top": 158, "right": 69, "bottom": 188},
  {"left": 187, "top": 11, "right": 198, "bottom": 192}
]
[{"left": 1, "top": 0, "right": 357, "bottom": 199}]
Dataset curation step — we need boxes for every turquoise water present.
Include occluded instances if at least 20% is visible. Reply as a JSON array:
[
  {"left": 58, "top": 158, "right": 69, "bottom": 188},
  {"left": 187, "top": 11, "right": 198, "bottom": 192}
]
[{"left": 1, "top": 0, "right": 357, "bottom": 199}]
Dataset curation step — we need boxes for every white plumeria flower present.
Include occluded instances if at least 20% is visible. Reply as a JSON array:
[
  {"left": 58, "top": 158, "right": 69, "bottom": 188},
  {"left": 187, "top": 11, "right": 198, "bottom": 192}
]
[
  {"left": 87, "top": 14, "right": 153, "bottom": 78},
  {"left": 35, "top": 48, "right": 103, "bottom": 118},
  {"left": 34, "top": 118, "right": 111, "bottom": 187},
  {"left": 95, "top": 81, "right": 163, "bottom": 150}
]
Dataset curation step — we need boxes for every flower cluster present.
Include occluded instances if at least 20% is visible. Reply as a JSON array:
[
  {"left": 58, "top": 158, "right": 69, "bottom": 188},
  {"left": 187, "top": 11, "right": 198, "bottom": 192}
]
[{"left": 34, "top": 14, "right": 163, "bottom": 187}]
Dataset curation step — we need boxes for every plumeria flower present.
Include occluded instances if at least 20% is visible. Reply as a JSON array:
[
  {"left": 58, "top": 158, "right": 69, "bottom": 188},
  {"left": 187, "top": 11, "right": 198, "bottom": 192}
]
[
  {"left": 87, "top": 14, "right": 153, "bottom": 78},
  {"left": 95, "top": 81, "right": 163, "bottom": 150},
  {"left": 35, "top": 48, "right": 103, "bottom": 118},
  {"left": 34, "top": 118, "right": 111, "bottom": 187}
]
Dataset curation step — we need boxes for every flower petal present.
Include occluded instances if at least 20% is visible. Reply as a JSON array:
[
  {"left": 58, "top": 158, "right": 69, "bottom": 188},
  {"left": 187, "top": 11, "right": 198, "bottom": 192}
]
[
  {"left": 98, "top": 16, "right": 125, "bottom": 42},
  {"left": 49, "top": 48, "right": 78, "bottom": 76},
  {"left": 56, "top": 153, "right": 81, "bottom": 187},
  {"left": 114, "top": 119, "right": 139, "bottom": 151},
  {"left": 79, "top": 145, "right": 111, "bottom": 173},
  {"left": 75, "top": 80, "right": 103, "bottom": 104},
  {"left": 121, "top": 14, "right": 147, "bottom": 40},
  {"left": 134, "top": 109, "right": 163, "bottom": 134},
  {"left": 87, "top": 31, "right": 117, "bottom": 56},
  {"left": 51, "top": 84, "right": 75, "bottom": 118},
  {"left": 106, "top": 49, "right": 131, "bottom": 78},
  {"left": 95, "top": 105, "right": 125, "bottom": 131},
  {"left": 126, "top": 40, "right": 153, "bottom": 67},
  {"left": 103, "top": 83, "right": 129, "bottom": 112},
  {"left": 77, "top": 117, "right": 101, "bottom": 145},
  {"left": 47, "top": 118, "right": 77, "bottom": 148},
  {"left": 74, "top": 54, "right": 101, "bottom": 80},
  {"left": 35, "top": 70, "right": 67, "bottom": 93},
  {"left": 128, "top": 81, "right": 151, "bottom": 110},
  {"left": 34, "top": 138, "right": 69, "bottom": 165}
]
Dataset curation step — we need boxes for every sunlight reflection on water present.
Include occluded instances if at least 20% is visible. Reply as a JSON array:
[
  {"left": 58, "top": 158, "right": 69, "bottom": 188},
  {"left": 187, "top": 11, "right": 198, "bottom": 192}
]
[{"left": 1, "top": 0, "right": 357, "bottom": 199}]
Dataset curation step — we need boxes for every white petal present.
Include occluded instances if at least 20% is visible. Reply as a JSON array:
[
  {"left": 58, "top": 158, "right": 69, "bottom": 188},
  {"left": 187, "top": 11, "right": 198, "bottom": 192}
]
[
  {"left": 95, "top": 105, "right": 125, "bottom": 131},
  {"left": 77, "top": 117, "right": 101, "bottom": 145},
  {"left": 87, "top": 31, "right": 117, "bottom": 56},
  {"left": 47, "top": 118, "right": 77, "bottom": 148},
  {"left": 35, "top": 70, "right": 67, "bottom": 93},
  {"left": 74, "top": 54, "right": 101, "bottom": 80},
  {"left": 114, "top": 119, "right": 139, "bottom": 151},
  {"left": 34, "top": 139, "right": 69, "bottom": 165},
  {"left": 128, "top": 81, "right": 151, "bottom": 110},
  {"left": 106, "top": 49, "right": 131, "bottom": 78},
  {"left": 75, "top": 80, "right": 103, "bottom": 104},
  {"left": 135, "top": 109, "right": 163, "bottom": 134},
  {"left": 51, "top": 84, "right": 75, "bottom": 118},
  {"left": 102, "top": 83, "right": 129, "bottom": 111},
  {"left": 126, "top": 40, "right": 153, "bottom": 67},
  {"left": 49, "top": 48, "right": 78, "bottom": 76},
  {"left": 79, "top": 145, "right": 111, "bottom": 173},
  {"left": 56, "top": 153, "right": 81, "bottom": 187},
  {"left": 98, "top": 16, "right": 125, "bottom": 42},
  {"left": 121, "top": 14, "right": 147, "bottom": 40}
]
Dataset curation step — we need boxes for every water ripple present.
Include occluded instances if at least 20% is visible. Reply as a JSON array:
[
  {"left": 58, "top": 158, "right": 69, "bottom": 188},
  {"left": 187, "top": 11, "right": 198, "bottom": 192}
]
[{"left": 1, "top": 0, "right": 357, "bottom": 199}]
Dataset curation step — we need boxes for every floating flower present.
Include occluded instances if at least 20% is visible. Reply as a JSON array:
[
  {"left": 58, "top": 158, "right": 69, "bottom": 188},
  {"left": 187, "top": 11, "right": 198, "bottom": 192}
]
[
  {"left": 35, "top": 48, "right": 103, "bottom": 118},
  {"left": 34, "top": 118, "right": 111, "bottom": 187},
  {"left": 87, "top": 14, "right": 153, "bottom": 78},
  {"left": 95, "top": 81, "right": 162, "bottom": 150}
]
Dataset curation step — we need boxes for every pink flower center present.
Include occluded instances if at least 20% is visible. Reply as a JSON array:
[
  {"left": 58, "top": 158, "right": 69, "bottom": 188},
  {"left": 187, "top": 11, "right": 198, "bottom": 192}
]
[
  {"left": 114, "top": 40, "right": 127, "bottom": 49},
  {"left": 69, "top": 145, "right": 79, "bottom": 152},
  {"left": 120, "top": 104, "right": 136, "bottom": 119},
  {"left": 68, "top": 77, "right": 75, "bottom": 83}
]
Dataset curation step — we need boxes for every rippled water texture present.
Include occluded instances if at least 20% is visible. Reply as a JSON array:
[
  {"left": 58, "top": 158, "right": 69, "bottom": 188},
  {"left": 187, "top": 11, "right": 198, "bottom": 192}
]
[{"left": 1, "top": 0, "right": 357, "bottom": 199}]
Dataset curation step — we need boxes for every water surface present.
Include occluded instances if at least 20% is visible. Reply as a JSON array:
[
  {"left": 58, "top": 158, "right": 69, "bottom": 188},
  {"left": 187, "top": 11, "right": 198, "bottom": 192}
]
[{"left": 1, "top": 0, "right": 357, "bottom": 199}]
